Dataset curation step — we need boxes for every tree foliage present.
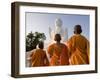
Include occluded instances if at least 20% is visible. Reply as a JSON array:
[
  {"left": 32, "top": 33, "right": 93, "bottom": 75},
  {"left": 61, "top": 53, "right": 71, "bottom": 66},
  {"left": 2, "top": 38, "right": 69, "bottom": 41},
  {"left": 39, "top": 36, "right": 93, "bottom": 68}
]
[{"left": 26, "top": 31, "right": 46, "bottom": 51}]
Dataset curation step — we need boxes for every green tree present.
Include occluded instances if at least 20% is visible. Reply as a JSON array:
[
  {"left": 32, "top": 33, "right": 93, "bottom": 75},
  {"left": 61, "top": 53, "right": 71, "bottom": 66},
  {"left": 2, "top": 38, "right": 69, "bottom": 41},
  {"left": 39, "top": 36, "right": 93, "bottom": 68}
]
[{"left": 26, "top": 31, "right": 46, "bottom": 51}]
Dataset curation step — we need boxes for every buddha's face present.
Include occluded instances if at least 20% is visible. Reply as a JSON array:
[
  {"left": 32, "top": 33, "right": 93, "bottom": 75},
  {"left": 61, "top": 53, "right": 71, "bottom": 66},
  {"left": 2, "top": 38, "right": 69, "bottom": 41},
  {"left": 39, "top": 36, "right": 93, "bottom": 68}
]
[{"left": 55, "top": 18, "right": 62, "bottom": 27}]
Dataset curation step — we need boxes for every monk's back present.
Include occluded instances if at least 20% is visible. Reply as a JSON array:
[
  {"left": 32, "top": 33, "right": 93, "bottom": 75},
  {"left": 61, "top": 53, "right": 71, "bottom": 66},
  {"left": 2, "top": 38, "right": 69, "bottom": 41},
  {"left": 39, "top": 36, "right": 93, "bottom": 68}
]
[
  {"left": 31, "top": 49, "right": 46, "bottom": 67},
  {"left": 53, "top": 43, "right": 66, "bottom": 56},
  {"left": 48, "top": 43, "right": 69, "bottom": 66},
  {"left": 68, "top": 34, "right": 89, "bottom": 64},
  {"left": 73, "top": 34, "right": 88, "bottom": 53}
]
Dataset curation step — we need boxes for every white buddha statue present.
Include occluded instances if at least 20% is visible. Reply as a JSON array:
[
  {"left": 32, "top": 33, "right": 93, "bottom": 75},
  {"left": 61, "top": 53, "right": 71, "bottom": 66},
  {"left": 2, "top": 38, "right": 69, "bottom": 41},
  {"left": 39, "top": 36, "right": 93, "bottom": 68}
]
[{"left": 49, "top": 18, "right": 68, "bottom": 42}]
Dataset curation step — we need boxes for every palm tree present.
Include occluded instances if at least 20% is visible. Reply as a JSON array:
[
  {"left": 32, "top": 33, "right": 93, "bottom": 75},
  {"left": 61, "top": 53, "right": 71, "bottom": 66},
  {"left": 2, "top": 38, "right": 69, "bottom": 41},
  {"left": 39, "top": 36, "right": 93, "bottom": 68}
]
[{"left": 26, "top": 31, "right": 46, "bottom": 51}]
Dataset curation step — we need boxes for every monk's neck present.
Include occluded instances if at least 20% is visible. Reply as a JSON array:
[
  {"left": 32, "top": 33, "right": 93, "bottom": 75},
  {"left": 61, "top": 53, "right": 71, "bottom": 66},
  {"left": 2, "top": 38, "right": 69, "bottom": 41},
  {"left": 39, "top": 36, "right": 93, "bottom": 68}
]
[
  {"left": 56, "top": 41, "right": 60, "bottom": 44},
  {"left": 75, "top": 33, "right": 81, "bottom": 35}
]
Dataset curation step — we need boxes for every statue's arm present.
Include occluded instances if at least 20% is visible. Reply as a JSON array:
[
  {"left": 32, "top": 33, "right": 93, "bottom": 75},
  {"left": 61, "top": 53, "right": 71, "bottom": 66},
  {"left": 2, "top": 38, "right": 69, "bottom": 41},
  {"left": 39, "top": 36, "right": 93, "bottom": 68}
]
[
  {"left": 64, "top": 28, "right": 68, "bottom": 41},
  {"left": 49, "top": 27, "right": 52, "bottom": 39}
]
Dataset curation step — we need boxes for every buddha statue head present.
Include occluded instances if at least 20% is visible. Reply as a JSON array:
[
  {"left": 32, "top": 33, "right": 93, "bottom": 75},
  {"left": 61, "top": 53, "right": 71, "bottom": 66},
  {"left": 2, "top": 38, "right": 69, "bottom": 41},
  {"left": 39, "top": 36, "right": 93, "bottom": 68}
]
[{"left": 55, "top": 18, "right": 63, "bottom": 28}]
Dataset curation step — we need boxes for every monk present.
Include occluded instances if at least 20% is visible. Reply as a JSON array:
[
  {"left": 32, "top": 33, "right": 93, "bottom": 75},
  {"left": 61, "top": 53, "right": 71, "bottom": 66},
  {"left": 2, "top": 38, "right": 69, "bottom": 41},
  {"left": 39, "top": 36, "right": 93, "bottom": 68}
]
[
  {"left": 48, "top": 34, "right": 69, "bottom": 66},
  {"left": 67, "top": 25, "right": 89, "bottom": 65},
  {"left": 30, "top": 41, "right": 49, "bottom": 67}
]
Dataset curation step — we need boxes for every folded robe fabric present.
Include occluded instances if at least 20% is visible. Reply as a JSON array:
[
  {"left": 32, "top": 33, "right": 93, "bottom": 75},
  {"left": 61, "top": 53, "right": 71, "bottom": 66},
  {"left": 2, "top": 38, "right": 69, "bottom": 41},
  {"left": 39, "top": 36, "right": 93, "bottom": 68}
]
[
  {"left": 48, "top": 43, "right": 69, "bottom": 66},
  {"left": 67, "top": 34, "right": 89, "bottom": 65}
]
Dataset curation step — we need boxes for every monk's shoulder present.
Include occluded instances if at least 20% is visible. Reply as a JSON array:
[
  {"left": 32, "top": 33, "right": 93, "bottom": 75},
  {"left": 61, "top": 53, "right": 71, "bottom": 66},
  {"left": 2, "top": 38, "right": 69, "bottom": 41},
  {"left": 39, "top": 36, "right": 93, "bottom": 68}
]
[
  {"left": 31, "top": 49, "right": 36, "bottom": 54},
  {"left": 40, "top": 49, "right": 46, "bottom": 55},
  {"left": 61, "top": 43, "right": 67, "bottom": 48},
  {"left": 80, "top": 35, "right": 88, "bottom": 41},
  {"left": 68, "top": 35, "right": 76, "bottom": 42},
  {"left": 42, "top": 50, "right": 46, "bottom": 54},
  {"left": 48, "top": 43, "right": 55, "bottom": 48},
  {"left": 71, "top": 34, "right": 86, "bottom": 40},
  {"left": 37, "top": 49, "right": 44, "bottom": 52}
]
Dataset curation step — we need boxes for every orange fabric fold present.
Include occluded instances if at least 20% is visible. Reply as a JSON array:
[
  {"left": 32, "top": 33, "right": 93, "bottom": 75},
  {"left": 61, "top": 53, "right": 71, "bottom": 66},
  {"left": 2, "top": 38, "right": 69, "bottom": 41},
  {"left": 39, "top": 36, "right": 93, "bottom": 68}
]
[
  {"left": 67, "top": 34, "right": 89, "bottom": 65},
  {"left": 48, "top": 43, "right": 69, "bottom": 66},
  {"left": 30, "top": 49, "right": 49, "bottom": 67}
]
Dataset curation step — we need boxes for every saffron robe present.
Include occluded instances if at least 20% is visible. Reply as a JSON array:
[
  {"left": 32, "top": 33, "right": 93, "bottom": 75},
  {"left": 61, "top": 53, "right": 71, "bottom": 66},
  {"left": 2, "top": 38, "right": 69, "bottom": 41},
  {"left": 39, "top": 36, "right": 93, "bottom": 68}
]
[
  {"left": 30, "top": 49, "right": 49, "bottom": 67},
  {"left": 67, "top": 34, "right": 89, "bottom": 65},
  {"left": 48, "top": 43, "right": 69, "bottom": 66}
]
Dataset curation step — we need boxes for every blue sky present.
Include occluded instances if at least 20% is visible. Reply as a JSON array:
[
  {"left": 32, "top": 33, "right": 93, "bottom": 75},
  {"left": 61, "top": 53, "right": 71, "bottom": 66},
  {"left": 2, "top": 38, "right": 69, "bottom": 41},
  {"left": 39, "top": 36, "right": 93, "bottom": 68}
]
[{"left": 26, "top": 12, "right": 90, "bottom": 43}]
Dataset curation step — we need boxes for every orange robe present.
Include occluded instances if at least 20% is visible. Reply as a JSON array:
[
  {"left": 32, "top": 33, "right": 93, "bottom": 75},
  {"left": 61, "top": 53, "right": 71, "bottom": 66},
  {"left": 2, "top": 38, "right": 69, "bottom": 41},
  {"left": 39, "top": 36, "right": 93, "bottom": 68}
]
[
  {"left": 67, "top": 34, "right": 89, "bottom": 65},
  {"left": 48, "top": 43, "right": 69, "bottom": 66},
  {"left": 30, "top": 49, "right": 49, "bottom": 67}
]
